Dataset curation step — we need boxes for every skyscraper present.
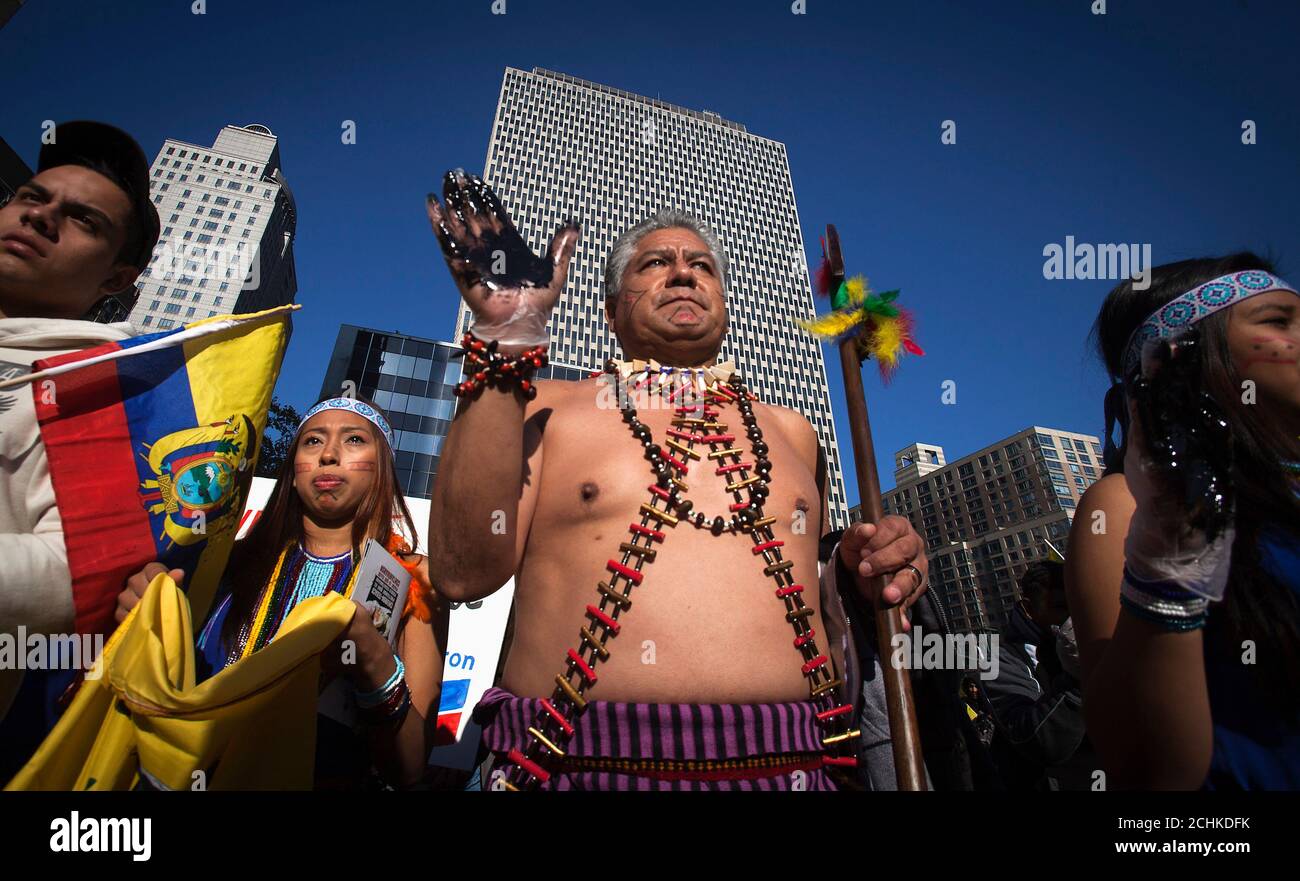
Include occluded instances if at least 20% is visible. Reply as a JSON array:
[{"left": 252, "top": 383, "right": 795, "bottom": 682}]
[
  {"left": 852, "top": 426, "right": 1103, "bottom": 631},
  {"left": 128, "top": 124, "right": 297, "bottom": 333},
  {"left": 319, "top": 324, "right": 591, "bottom": 499},
  {"left": 455, "top": 67, "right": 850, "bottom": 527},
  {"left": 0, "top": 134, "right": 31, "bottom": 209}
]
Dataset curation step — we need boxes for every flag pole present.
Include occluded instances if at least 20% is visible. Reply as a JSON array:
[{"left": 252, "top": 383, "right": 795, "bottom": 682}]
[{"left": 824, "top": 224, "right": 927, "bottom": 790}]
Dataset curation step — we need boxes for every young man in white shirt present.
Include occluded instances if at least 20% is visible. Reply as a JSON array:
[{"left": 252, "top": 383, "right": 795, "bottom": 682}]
[{"left": 0, "top": 121, "right": 159, "bottom": 733}]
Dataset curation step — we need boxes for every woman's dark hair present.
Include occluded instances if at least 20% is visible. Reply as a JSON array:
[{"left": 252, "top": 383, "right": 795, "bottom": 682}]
[
  {"left": 1091, "top": 252, "right": 1300, "bottom": 711},
  {"left": 220, "top": 395, "right": 418, "bottom": 646}
]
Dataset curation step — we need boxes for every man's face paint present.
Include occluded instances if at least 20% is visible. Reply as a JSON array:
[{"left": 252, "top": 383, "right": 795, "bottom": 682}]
[
  {"left": 291, "top": 410, "right": 381, "bottom": 523},
  {"left": 609, "top": 227, "right": 727, "bottom": 364},
  {"left": 1228, "top": 290, "right": 1300, "bottom": 421}
]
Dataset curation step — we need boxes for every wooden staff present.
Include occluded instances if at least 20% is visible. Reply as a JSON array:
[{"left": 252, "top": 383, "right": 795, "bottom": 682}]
[{"left": 824, "top": 224, "right": 927, "bottom": 790}]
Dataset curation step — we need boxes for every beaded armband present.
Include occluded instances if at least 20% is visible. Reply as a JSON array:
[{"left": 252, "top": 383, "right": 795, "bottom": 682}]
[
  {"left": 1119, "top": 566, "right": 1209, "bottom": 632},
  {"left": 454, "top": 332, "right": 548, "bottom": 401}
]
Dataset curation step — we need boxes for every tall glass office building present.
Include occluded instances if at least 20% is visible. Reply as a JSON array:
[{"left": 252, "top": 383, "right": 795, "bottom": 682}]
[
  {"left": 454, "top": 67, "right": 850, "bottom": 527},
  {"left": 319, "top": 324, "right": 589, "bottom": 499}
]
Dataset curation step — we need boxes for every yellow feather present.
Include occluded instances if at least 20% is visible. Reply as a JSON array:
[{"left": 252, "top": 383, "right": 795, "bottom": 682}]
[
  {"left": 844, "top": 275, "right": 868, "bottom": 305},
  {"left": 801, "top": 310, "right": 863, "bottom": 339},
  {"left": 869, "top": 315, "right": 905, "bottom": 368}
]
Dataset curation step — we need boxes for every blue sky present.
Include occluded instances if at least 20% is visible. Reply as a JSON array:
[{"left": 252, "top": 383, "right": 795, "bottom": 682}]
[{"left": 3, "top": 0, "right": 1297, "bottom": 500}]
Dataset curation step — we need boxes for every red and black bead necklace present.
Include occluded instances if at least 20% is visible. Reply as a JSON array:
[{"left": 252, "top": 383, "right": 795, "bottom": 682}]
[{"left": 498, "top": 363, "right": 860, "bottom": 790}]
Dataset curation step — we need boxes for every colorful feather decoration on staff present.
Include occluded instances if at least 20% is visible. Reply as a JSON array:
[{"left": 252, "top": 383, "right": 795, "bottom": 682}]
[{"left": 801, "top": 253, "right": 924, "bottom": 383}]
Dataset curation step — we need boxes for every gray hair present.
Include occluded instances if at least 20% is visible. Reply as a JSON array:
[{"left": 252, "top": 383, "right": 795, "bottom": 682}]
[{"left": 603, "top": 209, "right": 729, "bottom": 315}]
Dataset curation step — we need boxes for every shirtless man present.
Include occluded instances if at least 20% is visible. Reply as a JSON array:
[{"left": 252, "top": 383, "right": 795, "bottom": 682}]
[{"left": 426, "top": 170, "right": 928, "bottom": 790}]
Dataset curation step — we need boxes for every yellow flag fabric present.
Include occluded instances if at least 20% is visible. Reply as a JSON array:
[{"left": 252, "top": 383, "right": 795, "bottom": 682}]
[{"left": 6, "top": 572, "right": 353, "bottom": 791}]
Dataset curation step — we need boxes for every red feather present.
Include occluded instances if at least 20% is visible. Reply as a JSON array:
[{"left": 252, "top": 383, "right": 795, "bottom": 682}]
[{"left": 813, "top": 258, "right": 832, "bottom": 297}]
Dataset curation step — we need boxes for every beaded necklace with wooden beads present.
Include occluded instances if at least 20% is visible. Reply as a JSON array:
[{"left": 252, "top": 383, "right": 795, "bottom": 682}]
[{"left": 497, "top": 363, "right": 861, "bottom": 790}]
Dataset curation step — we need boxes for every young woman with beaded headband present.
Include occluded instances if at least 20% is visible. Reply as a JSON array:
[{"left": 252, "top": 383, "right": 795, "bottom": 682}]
[
  {"left": 115, "top": 395, "right": 447, "bottom": 789},
  {"left": 1067, "top": 253, "right": 1300, "bottom": 789}
]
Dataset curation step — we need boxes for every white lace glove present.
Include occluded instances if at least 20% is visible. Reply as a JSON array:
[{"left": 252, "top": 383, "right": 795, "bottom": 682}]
[{"left": 467, "top": 291, "right": 553, "bottom": 349}]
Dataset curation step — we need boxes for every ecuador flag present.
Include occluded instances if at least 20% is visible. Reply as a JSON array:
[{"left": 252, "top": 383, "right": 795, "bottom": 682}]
[{"left": 0, "top": 306, "right": 293, "bottom": 637}]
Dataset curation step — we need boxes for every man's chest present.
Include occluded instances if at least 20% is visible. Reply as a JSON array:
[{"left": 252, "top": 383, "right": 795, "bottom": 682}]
[{"left": 533, "top": 395, "right": 820, "bottom": 531}]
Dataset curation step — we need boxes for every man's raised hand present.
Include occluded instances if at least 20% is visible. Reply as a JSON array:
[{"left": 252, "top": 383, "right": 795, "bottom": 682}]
[{"left": 426, "top": 169, "right": 580, "bottom": 353}]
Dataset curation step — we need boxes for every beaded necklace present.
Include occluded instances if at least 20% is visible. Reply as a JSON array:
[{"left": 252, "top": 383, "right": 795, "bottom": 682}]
[
  {"left": 227, "top": 543, "right": 359, "bottom": 666},
  {"left": 498, "top": 363, "right": 860, "bottom": 790}
]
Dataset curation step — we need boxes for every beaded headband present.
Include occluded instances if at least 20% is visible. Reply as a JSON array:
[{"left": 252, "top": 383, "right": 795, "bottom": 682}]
[
  {"left": 299, "top": 397, "right": 395, "bottom": 452},
  {"left": 1122, "top": 270, "right": 1298, "bottom": 377}
]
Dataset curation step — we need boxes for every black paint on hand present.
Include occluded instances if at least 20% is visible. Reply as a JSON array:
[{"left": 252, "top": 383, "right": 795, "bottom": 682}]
[{"left": 430, "top": 169, "right": 561, "bottom": 291}]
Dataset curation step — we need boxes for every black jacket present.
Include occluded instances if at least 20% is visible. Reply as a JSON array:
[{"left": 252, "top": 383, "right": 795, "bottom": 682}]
[
  {"left": 833, "top": 549, "right": 1002, "bottom": 791},
  {"left": 984, "top": 606, "right": 1088, "bottom": 790}
]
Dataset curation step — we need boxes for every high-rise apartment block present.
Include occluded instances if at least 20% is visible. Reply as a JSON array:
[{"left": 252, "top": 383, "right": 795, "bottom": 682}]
[
  {"left": 454, "top": 67, "right": 850, "bottom": 527},
  {"left": 852, "top": 427, "right": 1103, "bottom": 631},
  {"left": 129, "top": 124, "right": 297, "bottom": 333}
]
